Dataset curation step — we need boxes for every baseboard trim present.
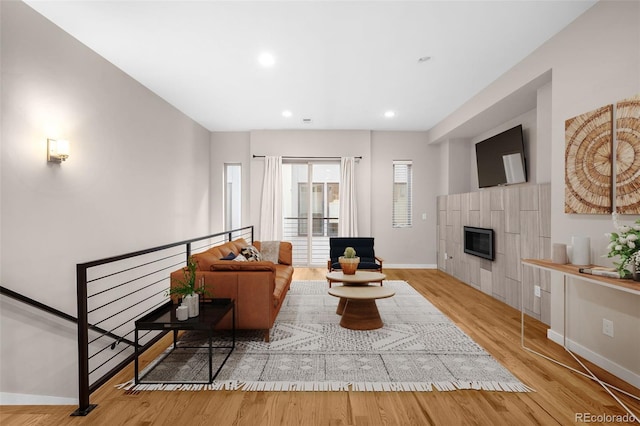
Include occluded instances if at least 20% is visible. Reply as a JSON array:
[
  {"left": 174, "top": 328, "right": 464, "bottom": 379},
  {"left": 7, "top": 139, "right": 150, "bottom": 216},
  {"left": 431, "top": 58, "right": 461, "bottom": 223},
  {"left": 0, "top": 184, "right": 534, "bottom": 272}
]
[
  {"left": 547, "top": 329, "right": 640, "bottom": 388},
  {"left": 385, "top": 264, "right": 437, "bottom": 269},
  {"left": 0, "top": 392, "right": 77, "bottom": 405}
]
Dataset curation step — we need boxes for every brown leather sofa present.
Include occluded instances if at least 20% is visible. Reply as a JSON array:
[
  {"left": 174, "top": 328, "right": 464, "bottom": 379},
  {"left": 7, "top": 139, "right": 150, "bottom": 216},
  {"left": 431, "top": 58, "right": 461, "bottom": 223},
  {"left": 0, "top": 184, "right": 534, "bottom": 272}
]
[{"left": 169, "top": 238, "right": 294, "bottom": 341}]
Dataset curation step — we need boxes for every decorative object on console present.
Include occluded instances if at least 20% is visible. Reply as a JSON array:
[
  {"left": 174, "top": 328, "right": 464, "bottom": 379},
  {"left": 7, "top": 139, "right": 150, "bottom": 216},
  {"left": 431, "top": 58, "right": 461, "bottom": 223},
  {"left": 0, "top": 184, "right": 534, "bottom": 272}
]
[
  {"left": 615, "top": 94, "right": 640, "bottom": 214},
  {"left": 565, "top": 104, "right": 613, "bottom": 214},
  {"left": 629, "top": 252, "right": 640, "bottom": 281},
  {"left": 570, "top": 236, "right": 590, "bottom": 266},
  {"left": 339, "top": 246, "right": 360, "bottom": 275},
  {"left": 552, "top": 243, "right": 568, "bottom": 264},
  {"left": 605, "top": 212, "right": 640, "bottom": 278}
]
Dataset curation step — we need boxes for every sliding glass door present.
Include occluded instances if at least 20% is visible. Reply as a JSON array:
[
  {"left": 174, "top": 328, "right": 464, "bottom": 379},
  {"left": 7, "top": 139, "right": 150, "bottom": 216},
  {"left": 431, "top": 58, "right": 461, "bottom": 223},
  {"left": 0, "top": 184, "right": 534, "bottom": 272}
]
[{"left": 282, "top": 162, "right": 340, "bottom": 266}]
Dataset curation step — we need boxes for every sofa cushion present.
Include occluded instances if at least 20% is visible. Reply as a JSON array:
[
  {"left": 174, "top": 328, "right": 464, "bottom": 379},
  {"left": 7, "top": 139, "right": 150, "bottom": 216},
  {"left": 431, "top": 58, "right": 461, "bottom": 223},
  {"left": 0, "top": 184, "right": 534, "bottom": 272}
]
[
  {"left": 240, "top": 245, "right": 262, "bottom": 261},
  {"left": 257, "top": 241, "right": 280, "bottom": 263},
  {"left": 273, "top": 264, "right": 294, "bottom": 305},
  {"left": 210, "top": 260, "right": 275, "bottom": 272},
  {"left": 277, "top": 242, "right": 293, "bottom": 266},
  {"left": 230, "top": 238, "right": 249, "bottom": 252},
  {"left": 220, "top": 252, "right": 237, "bottom": 260},
  {"left": 193, "top": 252, "right": 221, "bottom": 271}
]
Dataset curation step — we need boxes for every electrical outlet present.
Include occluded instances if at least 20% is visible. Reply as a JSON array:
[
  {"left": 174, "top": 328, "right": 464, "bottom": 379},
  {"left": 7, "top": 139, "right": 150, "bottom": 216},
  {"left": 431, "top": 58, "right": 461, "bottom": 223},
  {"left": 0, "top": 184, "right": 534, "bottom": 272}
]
[
  {"left": 444, "top": 252, "right": 448, "bottom": 260},
  {"left": 534, "top": 285, "right": 541, "bottom": 298},
  {"left": 602, "top": 319, "right": 614, "bottom": 337}
]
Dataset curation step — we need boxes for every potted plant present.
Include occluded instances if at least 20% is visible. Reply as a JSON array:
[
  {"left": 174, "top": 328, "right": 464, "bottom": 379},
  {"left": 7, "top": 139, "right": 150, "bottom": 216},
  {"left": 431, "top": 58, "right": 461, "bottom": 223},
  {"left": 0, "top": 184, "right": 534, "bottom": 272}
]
[
  {"left": 339, "top": 247, "right": 360, "bottom": 275},
  {"left": 166, "top": 256, "right": 209, "bottom": 316},
  {"left": 167, "top": 256, "right": 198, "bottom": 298},
  {"left": 605, "top": 212, "right": 640, "bottom": 279}
]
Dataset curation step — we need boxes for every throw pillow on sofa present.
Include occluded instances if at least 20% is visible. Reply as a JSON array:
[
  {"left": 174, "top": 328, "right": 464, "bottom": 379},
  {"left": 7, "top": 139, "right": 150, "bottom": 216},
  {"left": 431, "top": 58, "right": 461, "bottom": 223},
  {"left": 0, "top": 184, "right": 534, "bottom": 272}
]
[
  {"left": 259, "top": 241, "right": 280, "bottom": 263},
  {"left": 220, "top": 252, "right": 236, "bottom": 260},
  {"left": 240, "top": 245, "right": 262, "bottom": 261}
]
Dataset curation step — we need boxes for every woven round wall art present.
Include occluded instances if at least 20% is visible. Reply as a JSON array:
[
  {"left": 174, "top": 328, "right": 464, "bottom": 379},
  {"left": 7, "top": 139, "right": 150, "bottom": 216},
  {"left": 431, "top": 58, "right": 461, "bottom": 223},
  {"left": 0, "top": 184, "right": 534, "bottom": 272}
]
[
  {"left": 615, "top": 95, "right": 640, "bottom": 214},
  {"left": 564, "top": 104, "right": 613, "bottom": 214}
]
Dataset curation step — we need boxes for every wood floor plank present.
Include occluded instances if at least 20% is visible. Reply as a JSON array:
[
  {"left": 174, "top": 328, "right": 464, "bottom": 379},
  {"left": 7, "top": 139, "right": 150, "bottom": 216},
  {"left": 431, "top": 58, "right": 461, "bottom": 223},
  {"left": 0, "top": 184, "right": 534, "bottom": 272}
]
[{"left": 1, "top": 268, "right": 638, "bottom": 425}]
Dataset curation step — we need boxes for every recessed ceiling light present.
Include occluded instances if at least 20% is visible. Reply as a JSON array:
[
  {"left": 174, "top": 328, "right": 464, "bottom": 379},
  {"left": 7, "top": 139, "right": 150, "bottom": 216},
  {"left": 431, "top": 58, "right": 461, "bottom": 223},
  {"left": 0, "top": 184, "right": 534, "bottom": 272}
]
[
  {"left": 282, "top": 110, "right": 292, "bottom": 118},
  {"left": 258, "top": 52, "right": 275, "bottom": 67},
  {"left": 384, "top": 110, "right": 396, "bottom": 118},
  {"left": 418, "top": 56, "right": 432, "bottom": 63}
]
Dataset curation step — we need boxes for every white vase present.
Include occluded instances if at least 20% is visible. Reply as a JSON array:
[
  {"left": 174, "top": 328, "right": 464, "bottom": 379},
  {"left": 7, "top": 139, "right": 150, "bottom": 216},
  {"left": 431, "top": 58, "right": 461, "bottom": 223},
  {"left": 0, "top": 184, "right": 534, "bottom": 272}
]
[
  {"left": 176, "top": 304, "right": 188, "bottom": 321},
  {"left": 184, "top": 294, "right": 199, "bottom": 318},
  {"left": 552, "top": 243, "right": 567, "bottom": 264},
  {"left": 629, "top": 262, "right": 640, "bottom": 281},
  {"left": 571, "top": 236, "right": 590, "bottom": 266}
]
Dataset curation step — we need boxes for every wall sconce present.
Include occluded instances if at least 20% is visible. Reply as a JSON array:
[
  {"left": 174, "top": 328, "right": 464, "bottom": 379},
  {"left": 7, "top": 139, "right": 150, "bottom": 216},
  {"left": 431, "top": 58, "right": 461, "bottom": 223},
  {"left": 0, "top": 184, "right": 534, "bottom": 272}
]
[{"left": 47, "top": 138, "right": 70, "bottom": 163}]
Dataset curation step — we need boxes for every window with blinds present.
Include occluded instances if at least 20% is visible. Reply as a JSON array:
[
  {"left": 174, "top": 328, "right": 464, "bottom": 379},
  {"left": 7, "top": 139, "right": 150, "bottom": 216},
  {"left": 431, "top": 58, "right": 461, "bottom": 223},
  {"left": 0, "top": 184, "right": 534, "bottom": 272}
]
[{"left": 393, "top": 160, "right": 412, "bottom": 228}]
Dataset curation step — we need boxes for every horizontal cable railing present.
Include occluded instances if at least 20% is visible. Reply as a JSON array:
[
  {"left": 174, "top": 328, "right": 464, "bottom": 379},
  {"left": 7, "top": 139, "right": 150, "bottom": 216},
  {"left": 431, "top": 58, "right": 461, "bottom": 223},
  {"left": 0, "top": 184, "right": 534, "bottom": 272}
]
[
  {"left": 283, "top": 217, "right": 336, "bottom": 266},
  {"left": 74, "top": 226, "right": 253, "bottom": 416}
]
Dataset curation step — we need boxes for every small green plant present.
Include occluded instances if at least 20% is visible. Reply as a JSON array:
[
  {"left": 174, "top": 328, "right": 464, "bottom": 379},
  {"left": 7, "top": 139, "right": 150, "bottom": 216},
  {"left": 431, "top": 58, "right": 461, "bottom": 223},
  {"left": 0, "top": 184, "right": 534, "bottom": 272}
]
[
  {"left": 343, "top": 247, "right": 357, "bottom": 258},
  {"left": 167, "top": 256, "right": 199, "bottom": 298}
]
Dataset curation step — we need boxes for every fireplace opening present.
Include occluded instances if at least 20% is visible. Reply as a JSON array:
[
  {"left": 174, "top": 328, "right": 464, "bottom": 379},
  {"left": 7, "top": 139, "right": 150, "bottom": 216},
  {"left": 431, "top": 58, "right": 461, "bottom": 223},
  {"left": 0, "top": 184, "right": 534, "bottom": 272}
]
[{"left": 463, "top": 226, "right": 494, "bottom": 261}]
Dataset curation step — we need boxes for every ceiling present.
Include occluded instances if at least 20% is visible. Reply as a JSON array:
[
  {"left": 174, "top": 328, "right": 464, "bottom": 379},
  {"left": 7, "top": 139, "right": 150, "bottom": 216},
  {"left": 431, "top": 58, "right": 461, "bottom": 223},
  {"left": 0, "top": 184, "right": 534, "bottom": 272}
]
[{"left": 24, "top": 1, "right": 596, "bottom": 132}]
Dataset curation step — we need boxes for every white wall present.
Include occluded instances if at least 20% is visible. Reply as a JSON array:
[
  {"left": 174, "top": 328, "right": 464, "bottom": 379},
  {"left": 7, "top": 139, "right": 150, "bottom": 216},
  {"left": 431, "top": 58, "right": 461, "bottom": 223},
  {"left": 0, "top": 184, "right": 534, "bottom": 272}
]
[
  {"left": 429, "top": 0, "right": 640, "bottom": 385},
  {"left": 536, "top": 81, "right": 552, "bottom": 184},
  {"left": 210, "top": 130, "right": 437, "bottom": 266},
  {"left": 210, "top": 132, "right": 251, "bottom": 232},
  {"left": 0, "top": 1, "right": 211, "bottom": 403},
  {"left": 371, "top": 132, "right": 438, "bottom": 267}
]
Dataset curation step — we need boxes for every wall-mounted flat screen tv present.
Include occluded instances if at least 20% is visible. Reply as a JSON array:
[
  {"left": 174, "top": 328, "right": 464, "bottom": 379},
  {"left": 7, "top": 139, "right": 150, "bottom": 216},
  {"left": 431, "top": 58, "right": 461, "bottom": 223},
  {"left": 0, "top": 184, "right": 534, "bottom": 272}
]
[{"left": 475, "top": 124, "right": 527, "bottom": 188}]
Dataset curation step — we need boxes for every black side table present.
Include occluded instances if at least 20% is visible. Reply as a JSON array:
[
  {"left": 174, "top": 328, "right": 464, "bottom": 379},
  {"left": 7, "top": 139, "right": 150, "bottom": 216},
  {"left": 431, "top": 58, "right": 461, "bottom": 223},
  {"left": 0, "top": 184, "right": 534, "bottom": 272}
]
[{"left": 134, "top": 298, "right": 235, "bottom": 384}]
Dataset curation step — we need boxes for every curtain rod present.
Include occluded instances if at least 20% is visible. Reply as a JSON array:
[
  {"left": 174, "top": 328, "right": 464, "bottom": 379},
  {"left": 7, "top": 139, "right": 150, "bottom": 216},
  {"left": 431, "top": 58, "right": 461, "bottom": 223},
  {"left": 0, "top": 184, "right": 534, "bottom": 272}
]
[{"left": 253, "top": 155, "right": 362, "bottom": 160}]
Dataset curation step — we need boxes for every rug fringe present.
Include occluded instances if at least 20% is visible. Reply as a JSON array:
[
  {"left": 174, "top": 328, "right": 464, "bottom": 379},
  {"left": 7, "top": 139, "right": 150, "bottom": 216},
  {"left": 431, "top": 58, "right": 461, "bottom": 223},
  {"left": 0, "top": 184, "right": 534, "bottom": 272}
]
[{"left": 117, "top": 380, "right": 535, "bottom": 393}]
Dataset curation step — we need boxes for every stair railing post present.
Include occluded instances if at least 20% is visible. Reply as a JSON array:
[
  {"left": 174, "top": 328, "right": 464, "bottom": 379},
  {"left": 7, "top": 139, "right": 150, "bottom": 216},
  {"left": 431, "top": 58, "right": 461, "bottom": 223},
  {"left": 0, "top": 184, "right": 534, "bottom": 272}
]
[{"left": 72, "top": 264, "right": 97, "bottom": 416}]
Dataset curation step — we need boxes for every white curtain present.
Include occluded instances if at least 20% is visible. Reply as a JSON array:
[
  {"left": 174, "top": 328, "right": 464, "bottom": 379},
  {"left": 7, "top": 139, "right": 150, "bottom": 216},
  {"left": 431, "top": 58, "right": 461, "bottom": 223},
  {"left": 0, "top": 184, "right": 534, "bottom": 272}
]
[
  {"left": 259, "top": 156, "right": 282, "bottom": 240},
  {"left": 339, "top": 157, "right": 358, "bottom": 237}
]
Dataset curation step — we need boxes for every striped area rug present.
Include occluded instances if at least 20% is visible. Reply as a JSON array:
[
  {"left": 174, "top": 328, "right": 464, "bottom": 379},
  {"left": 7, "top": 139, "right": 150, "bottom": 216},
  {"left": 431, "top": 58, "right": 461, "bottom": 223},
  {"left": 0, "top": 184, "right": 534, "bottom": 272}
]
[{"left": 118, "top": 280, "right": 532, "bottom": 393}]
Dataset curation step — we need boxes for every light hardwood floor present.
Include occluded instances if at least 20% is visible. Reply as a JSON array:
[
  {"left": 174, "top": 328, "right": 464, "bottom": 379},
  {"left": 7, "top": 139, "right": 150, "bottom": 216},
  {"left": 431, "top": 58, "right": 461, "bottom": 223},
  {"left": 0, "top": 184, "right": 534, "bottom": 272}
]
[{"left": 1, "top": 268, "right": 638, "bottom": 425}]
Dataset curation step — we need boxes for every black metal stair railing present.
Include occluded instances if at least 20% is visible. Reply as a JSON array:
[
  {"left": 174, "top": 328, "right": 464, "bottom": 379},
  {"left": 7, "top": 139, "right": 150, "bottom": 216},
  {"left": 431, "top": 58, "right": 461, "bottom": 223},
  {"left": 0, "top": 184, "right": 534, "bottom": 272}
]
[
  {"left": 1, "top": 225, "right": 253, "bottom": 417},
  {"left": 0, "top": 286, "right": 137, "bottom": 348},
  {"left": 74, "top": 226, "right": 253, "bottom": 416}
]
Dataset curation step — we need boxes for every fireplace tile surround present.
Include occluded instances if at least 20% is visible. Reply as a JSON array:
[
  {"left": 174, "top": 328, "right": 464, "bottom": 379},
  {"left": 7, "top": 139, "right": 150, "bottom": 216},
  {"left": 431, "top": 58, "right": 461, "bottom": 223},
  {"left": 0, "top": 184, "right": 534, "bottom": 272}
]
[{"left": 437, "top": 183, "right": 551, "bottom": 325}]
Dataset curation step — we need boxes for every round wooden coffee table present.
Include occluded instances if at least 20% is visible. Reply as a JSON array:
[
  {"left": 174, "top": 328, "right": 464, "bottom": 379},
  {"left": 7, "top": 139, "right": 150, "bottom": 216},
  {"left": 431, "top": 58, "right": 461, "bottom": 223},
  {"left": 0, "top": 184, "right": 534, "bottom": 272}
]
[
  {"left": 326, "top": 271, "right": 386, "bottom": 287},
  {"left": 328, "top": 285, "right": 395, "bottom": 330},
  {"left": 326, "top": 271, "right": 387, "bottom": 314}
]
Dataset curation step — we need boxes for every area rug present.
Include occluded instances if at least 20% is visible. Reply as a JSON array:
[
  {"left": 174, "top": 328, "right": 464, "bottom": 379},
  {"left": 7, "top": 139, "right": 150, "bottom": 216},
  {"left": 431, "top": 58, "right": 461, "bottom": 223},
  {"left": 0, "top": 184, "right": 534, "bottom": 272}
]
[{"left": 118, "top": 280, "right": 533, "bottom": 393}]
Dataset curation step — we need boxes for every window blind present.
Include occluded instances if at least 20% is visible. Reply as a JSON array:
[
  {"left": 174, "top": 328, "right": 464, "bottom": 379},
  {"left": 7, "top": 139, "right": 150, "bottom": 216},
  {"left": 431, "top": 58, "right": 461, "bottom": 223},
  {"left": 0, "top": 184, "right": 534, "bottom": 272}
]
[{"left": 393, "top": 160, "right": 412, "bottom": 228}]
